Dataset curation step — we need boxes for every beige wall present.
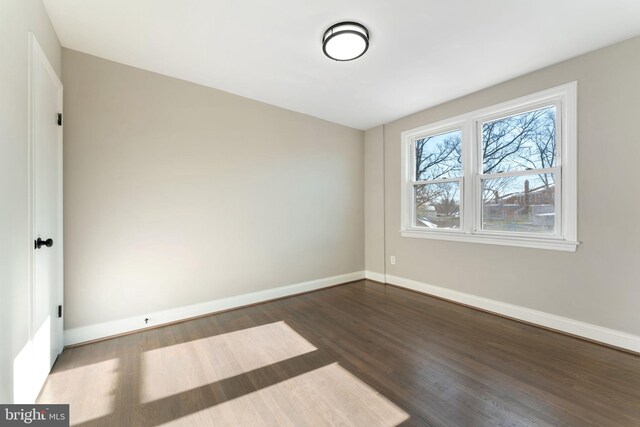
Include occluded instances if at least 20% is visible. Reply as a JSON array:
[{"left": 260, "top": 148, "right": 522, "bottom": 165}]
[
  {"left": 376, "top": 36, "right": 640, "bottom": 336},
  {"left": 0, "top": 0, "right": 61, "bottom": 403},
  {"left": 364, "top": 126, "right": 385, "bottom": 276},
  {"left": 62, "top": 49, "right": 364, "bottom": 330}
]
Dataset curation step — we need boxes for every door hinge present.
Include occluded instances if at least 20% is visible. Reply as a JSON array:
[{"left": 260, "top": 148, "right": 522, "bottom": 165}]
[
  {"left": 57, "top": 113, "right": 62, "bottom": 126},
  {"left": 58, "top": 305, "right": 62, "bottom": 318}
]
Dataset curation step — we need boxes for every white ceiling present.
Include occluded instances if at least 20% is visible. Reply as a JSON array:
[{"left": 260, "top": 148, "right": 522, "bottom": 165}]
[{"left": 43, "top": 0, "right": 640, "bottom": 130}]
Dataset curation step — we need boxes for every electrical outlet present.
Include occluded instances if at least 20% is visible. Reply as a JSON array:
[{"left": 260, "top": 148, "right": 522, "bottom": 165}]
[{"left": 390, "top": 256, "right": 396, "bottom": 265}]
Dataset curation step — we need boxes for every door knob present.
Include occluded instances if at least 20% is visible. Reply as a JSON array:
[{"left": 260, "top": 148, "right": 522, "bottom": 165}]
[{"left": 35, "top": 238, "right": 53, "bottom": 249}]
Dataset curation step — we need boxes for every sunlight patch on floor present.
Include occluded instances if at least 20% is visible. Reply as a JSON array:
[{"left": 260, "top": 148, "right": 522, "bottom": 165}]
[
  {"left": 141, "top": 321, "right": 317, "bottom": 403},
  {"left": 159, "top": 362, "right": 410, "bottom": 426},
  {"left": 38, "top": 358, "right": 119, "bottom": 425}
]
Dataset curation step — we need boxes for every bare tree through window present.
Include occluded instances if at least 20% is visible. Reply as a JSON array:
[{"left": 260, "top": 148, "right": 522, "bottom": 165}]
[
  {"left": 413, "top": 105, "right": 557, "bottom": 233},
  {"left": 414, "top": 130, "right": 462, "bottom": 228},
  {"left": 481, "top": 106, "right": 557, "bottom": 233}
]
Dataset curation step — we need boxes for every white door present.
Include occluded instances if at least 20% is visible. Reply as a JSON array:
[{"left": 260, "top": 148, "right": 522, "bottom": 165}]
[{"left": 29, "top": 33, "right": 63, "bottom": 394}]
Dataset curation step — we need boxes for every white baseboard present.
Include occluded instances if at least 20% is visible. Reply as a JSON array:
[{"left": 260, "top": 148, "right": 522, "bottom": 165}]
[
  {"left": 364, "top": 270, "right": 386, "bottom": 283},
  {"left": 385, "top": 274, "right": 640, "bottom": 353},
  {"left": 64, "top": 271, "right": 365, "bottom": 346},
  {"left": 65, "top": 270, "right": 640, "bottom": 353}
]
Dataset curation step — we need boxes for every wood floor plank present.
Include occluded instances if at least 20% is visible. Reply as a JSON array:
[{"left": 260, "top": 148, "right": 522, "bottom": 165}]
[{"left": 37, "top": 280, "right": 640, "bottom": 426}]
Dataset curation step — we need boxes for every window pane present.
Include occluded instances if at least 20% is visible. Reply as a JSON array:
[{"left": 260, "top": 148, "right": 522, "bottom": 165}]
[
  {"left": 482, "top": 106, "right": 556, "bottom": 174},
  {"left": 415, "top": 182, "right": 461, "bottom": 229},
  {"left": 481, "top": 174, "right": 555, "bottom": 234},
  {"left": 415, "top": 129, "right": 462, "bottom": 181}
]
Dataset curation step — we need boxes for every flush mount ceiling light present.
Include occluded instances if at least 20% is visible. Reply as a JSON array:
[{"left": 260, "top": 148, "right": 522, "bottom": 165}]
[{"left": 322, "top": 21, "right": 369, "bottom": 61}]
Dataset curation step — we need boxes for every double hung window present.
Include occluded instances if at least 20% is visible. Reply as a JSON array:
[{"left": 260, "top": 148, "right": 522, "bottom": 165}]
[{"left": 400, "top": 83, "right": 577, "bottom": 251}]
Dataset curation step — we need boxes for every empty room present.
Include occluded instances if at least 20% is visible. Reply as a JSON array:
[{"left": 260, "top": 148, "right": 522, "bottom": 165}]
[{"left": 2, "top": 0, "right": 640, "bottom": 425}]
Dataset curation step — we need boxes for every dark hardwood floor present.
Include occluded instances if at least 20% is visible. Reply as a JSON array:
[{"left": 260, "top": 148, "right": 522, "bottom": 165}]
[{"left": 38, "top": 280, "right": 640, "bottom": 426}]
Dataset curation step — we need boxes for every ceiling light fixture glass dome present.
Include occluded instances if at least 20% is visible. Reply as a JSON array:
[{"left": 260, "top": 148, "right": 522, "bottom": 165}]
[{"left": 322, "top": 21, "right": 369, "bottom": 61}]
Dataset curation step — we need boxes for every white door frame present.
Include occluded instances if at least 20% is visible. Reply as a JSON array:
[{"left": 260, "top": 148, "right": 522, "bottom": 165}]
[{"left": 27, "top": 32, "right": 64, "bottom": 372}]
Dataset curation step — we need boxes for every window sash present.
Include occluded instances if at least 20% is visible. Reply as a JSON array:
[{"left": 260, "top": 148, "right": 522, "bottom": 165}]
[
  {"left": 476, "top": 100, "right": 562, "bottom": 175},
  {"left": 411, "top": 178, "right": 464, "bottom": 231},
  {"left": 478, "top": 167, "right": 557, "bottom": 179},
  {"left": 411, "top": 128, "right": 464, "bottom": 182},
  {"left": 476, "top": 169, "right": 560, "bottom": 237}
]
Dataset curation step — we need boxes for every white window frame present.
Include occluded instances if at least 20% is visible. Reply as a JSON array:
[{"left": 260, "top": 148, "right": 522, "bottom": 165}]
[{"left": 400, "top": 82, "right": 578, "bottom": 252}]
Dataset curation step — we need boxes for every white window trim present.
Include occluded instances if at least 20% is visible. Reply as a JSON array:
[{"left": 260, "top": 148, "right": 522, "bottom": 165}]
[{"left": 400, "top": 82, "right": 578, "bottom": 252}]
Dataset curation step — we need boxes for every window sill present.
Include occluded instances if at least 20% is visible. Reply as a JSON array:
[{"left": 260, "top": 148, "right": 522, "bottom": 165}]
[{"left": 400, "top": 229, "right": 579, "bottom": 252}]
